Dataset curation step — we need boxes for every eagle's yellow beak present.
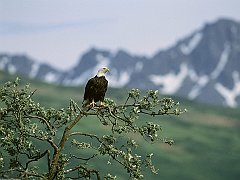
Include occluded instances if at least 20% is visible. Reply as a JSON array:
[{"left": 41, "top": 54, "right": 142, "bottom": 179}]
[{"left": 103, "top": 67, "right": 110, "bottom": 73}]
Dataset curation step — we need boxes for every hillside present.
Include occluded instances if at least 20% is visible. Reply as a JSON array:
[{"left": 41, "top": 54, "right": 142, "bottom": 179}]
[{"left": 1, "top": 72, "right": 240, "bottom": 180}]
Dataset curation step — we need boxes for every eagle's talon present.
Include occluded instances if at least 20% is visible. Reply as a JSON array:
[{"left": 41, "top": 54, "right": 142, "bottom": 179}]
[
  {"left": 100, "top": 101, "right": 105, "bottom": 106},
  {"left": 89, "top": 101, "right": 96, "bottom": 107}
]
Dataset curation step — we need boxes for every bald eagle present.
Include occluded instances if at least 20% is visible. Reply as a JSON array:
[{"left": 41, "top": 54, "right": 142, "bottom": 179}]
[{"left": 82, "top": 67, "right": 110, "bottom": 108}]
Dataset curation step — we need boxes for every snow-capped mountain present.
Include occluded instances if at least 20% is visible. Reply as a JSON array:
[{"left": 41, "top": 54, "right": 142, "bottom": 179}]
[
  {"left": 58, "top": 48, "right": 147, "bottom": 88},
  {"left": 0, "top": 18, "right": 240, "bottom": 107},
  {"left": 0, "top": 54, "right": 61, "bottom": 83},
  {"left": 143, "top": 19, "right": 240, "bottom": 107}
]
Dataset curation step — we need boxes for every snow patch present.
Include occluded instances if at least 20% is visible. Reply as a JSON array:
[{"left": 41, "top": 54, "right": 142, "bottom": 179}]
[
  {"left": 188, "top": 68, "right": 211, "bottom": 99},
  {"left": 149, "top": 63, "right": 188, "bottom": 94},
  {"left": 180, "top": 32, "right": 202, "bottom": 55},
  {"left": 188, "top": 69, "right": 198, "bottom": 82},
  {"left": 63, "top": 68, "right": 130, "bottom": 88},
  {"left": 29, "top": 62, "right": 40, "bottom": 78},
  {"left": 63, "top": 53, "right": 111, "bottom": 86},
  {"left": 135, "top": 61, "right": 143, "bottom": 72},
  {"left": 108, "top": 69, "right": 131, "bottom": 88},
  {"left": 93, "top": 54, "right": 110, "bottom": 74},
  {"left": 8, "top": 64, "right": 16, "bottom": 74},
  {"left": 231, "top": 25, "right": 238, "bottom": 35},
  {"left": 188, "top": 75, "right": 209, "bottom": 99},
  {"left": 72, "top": 69, "right": 93, "bottom": 85},
  {"left": 211, "top": 44, "right": 230, "bottom": 79},
  {"left": 44, "top": 72, "right": 58, "bottom": 83},
  {"left": 0, "top": 57, "right": 9, "bottom": 70},
  {"left": 187, "top": 43, "right": 230, "bottom": 100},
  {"left": 215, "top": 71, "right": 240, "bottom": 108}
]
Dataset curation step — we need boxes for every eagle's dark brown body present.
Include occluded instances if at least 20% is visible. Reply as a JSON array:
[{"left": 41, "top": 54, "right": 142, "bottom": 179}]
[{"left": 83, "top": 75, "right": 108, "bottom": 106}]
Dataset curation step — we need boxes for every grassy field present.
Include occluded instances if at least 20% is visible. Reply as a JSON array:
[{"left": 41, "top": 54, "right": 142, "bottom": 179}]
[{"left": 1, "top": 71, "right": 240, "bottom": 179}]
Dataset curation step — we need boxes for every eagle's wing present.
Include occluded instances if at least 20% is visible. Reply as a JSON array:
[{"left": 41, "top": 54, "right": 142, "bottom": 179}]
[
  {"left": 82, "top": 77, "right": 97, "bottom": 108},
  {"left": 84, "top": 77, "right": 96, "bottom": 100},
  {"left": 100, "top": 78, "right": 108, "bottom": 101}
]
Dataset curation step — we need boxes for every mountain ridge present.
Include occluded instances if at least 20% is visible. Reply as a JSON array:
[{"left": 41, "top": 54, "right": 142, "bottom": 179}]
[{"left": 0, "top": 18, "right": 240, "bottom": 107}]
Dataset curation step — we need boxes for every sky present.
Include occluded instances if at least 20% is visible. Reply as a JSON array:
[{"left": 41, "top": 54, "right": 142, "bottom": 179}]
[{"left": 0, "top": 0, "right": 240, "bottom": 70}]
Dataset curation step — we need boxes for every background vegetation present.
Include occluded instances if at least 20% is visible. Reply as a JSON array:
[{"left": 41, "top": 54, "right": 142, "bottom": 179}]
[{"left": 1, "top": 71, "right": 240, "bottom": 179}]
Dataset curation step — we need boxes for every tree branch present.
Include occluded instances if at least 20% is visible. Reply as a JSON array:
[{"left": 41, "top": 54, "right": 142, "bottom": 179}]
[
  {"left": 24, "top": 114, "right": 53, "bottom": 131},
  {"left": 69, "top": 154, "right": 98, "bottom": 161},
  {"left": 64, "top": 164, "right": 101, "bottom": 180},
  {"left": 48, "top": 112, "right": 85, "bottom": 179},
  {"left": 24, "top": 149, "right": 49, "bottom": 170}
]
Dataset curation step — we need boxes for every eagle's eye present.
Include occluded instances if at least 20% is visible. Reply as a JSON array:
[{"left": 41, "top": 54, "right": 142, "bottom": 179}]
[{"left": 102, "top": 67, "right": 110, "bottom": 72}]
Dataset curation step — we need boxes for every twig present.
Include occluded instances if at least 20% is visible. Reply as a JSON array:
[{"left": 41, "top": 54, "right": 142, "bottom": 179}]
[
  {"left": 24, "top": 150, "right": 49, "bottom": 170},
  {"left": 24, "top": 114, "right": 53, "bottom": 131},
  {"left": 69, "top": 154, "right": 98, "bottom": 161},
  {"left": 64, "top": 165, "right": 101, "bottom": 180},
  {"left": 29, "top": 89, "right": 37, "bottom": 98}
]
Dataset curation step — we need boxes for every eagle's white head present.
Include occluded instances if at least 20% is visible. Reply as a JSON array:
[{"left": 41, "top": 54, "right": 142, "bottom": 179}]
[{"left": 97, "top": 67, "right": 110, "bottom": 77}]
